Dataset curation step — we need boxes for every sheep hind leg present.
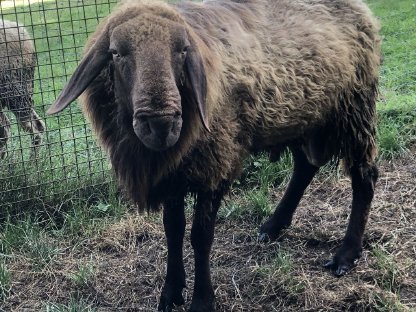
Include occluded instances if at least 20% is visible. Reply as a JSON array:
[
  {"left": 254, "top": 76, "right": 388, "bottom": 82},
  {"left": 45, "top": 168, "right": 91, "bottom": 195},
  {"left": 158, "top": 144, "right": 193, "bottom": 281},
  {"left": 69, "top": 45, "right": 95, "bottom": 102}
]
[
  {"left": 158, "top": 196, "right": 187, "bottom": 312},
  {"left": 190, "top": 189, "right": 224, "bottom": 312},
  {"left": 324, "top": 162, "right": 378, "bottom": 276},
  {"left": 0, "top": 111, "right": 11, "bottom": 159},
  {"left": 259, "top": 148, "right": 319, "bottom": 242}
]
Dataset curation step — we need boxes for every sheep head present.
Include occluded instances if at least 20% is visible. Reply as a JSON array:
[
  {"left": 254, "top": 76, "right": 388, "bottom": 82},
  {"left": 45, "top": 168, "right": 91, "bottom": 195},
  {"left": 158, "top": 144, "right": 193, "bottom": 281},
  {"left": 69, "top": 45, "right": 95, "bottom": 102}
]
[{"left": 47, "top": 5, "right": 209, "bottom": 151}]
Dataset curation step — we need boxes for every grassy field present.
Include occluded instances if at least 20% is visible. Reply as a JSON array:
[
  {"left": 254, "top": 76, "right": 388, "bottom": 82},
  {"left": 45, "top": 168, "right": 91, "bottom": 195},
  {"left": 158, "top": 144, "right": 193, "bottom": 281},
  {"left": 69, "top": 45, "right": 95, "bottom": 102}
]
[{"left": 0, "top": 0, "right": 415, "bottom": 311}]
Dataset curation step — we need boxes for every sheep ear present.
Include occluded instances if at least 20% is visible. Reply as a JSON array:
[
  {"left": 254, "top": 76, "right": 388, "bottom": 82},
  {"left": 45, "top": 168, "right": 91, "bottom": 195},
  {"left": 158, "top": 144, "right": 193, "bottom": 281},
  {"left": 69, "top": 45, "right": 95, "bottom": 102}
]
[
  {"left": 185, "top": 46, "right": 210, "bottom": 132},
  {"left": 47, "top": 39, "right": 111, "bottom": 115}
]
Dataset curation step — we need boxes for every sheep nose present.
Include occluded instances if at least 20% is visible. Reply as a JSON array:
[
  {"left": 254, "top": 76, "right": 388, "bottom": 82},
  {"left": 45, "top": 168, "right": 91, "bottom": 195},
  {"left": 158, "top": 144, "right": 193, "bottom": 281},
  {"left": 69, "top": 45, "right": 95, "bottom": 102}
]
[
  {"left": 133, "top": 112, "right": 183, "bottom": 151},
  {"left": 147, "top": 115, "right": 177, "bottom": 140}
]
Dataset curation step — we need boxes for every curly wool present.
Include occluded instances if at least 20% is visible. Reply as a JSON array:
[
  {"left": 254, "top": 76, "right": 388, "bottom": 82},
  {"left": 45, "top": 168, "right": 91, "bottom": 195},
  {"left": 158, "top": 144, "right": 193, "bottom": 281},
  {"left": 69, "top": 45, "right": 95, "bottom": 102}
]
[{"left": 81, "top": 0, "right": 381, "bottom": 210}]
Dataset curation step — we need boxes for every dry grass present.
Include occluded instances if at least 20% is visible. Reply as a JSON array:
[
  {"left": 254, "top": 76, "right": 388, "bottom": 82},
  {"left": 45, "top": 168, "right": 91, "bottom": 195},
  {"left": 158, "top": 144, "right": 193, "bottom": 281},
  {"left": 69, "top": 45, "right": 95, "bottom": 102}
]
[{"left": 2, "top": 151, "right": 415, "bottom": 311}]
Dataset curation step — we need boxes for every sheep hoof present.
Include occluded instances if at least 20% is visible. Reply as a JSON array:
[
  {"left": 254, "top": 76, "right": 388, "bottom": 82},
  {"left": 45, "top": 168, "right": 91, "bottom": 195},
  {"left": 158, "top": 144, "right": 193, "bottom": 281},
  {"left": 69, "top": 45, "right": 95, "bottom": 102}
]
[
  {"left": 189, "top": 297, "right": 216, "bottom": 312},
  {"left": 323, "top": 259, "right": 352, "bottom": 276},
  {"left": 258, "top": 217, "right": 290, "bottom": 242},
  {"left": 158, "top": 284, "right": 185, "bottom": 311},
  {"left": 257, "top": 232, "right": 272, "bottom": 243},
  {"left": 323, "top": 245, "right": 362, "bottom": 277}
]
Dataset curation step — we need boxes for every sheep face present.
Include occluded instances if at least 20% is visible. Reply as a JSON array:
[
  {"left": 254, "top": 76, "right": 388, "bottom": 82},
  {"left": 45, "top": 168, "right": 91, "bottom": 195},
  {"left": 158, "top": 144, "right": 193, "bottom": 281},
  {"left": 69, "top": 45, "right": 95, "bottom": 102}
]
[
  {"left": 48, "top": 8, "right": 209, "bottom": 151},
  {"left": 110, "top": 20, "right": 187, "bottom": 151}
]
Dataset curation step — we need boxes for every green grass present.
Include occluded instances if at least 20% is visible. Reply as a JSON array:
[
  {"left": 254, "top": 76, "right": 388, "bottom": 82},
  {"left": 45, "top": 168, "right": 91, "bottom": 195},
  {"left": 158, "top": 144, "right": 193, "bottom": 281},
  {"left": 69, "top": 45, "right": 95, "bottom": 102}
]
[
  {"left": 0, "top": 191, "right": 128, "bottom": 253},
  {"left": 367, "top": 0, "right": 416, "bottom": 158},
  {"left": 58, "top": 195, "right": 128, "bottom": 238},
  {"left": 0, "top": 216, "right": 60, "bottom": 269},
  {"left": 220, "top": 151, "right": 293, "bottom": 221},
  {"left": 256, "top": 249, "right": 305, "bottom": 297},
  {"left": 0, "top": 262, "right": 11, "bottom": 301},
  {"left": 240, "top": 151, "right": 293, "bottom": 188},
  {"left": 370, "top": 293, "right": 410, "bottom": 312},
  {"left": 69, "top": 260, "right": 96, "bottom": 287},
  {"left": 376, "top": 98, "right": 416, "bottom": 158},
  {"left": 372, "top": 247, "right": 402, "bottom": 292}
]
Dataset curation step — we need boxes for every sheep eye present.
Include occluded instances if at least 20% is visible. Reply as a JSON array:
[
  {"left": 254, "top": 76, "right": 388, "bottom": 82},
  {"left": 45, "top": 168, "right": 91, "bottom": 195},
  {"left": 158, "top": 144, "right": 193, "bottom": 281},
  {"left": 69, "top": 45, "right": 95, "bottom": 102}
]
[
  {"left": 181, "top": 46, "right": 189, "bottom": 55},
  {"left": 108, "top": 48, "right": 121, "bottom": 58}
]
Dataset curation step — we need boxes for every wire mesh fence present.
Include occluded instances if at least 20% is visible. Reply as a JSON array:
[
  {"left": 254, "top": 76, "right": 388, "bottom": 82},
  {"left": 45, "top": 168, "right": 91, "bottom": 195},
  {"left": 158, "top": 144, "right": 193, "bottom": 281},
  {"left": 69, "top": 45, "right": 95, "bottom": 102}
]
[{"left": 0, "top": 0, "right": 119, "bottom": 212}]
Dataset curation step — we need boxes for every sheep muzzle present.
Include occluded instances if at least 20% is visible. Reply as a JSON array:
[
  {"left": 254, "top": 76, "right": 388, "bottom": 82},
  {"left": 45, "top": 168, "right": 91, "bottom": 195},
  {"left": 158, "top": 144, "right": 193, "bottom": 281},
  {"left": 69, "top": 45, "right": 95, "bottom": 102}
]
[{"left": 133, "top": 110, "right": 182, "bottom": 151}]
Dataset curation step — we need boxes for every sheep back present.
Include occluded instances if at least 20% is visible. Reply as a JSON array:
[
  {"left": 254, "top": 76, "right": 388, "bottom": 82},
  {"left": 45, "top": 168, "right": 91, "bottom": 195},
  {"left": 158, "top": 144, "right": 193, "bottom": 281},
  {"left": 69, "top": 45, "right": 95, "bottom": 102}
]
[
  {"left": 0, "top": 20, "right": 36, "bottom": 111},
  {"left": 178, "top": 0, "right": 381, "bottom": 167}
]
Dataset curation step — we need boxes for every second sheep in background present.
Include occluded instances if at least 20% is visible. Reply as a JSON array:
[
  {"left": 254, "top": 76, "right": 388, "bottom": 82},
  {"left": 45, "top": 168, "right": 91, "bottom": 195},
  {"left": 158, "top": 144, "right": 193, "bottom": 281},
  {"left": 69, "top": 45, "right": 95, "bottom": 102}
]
[{"left": 0, "top": 19, "right": 45, "bottom": 159}]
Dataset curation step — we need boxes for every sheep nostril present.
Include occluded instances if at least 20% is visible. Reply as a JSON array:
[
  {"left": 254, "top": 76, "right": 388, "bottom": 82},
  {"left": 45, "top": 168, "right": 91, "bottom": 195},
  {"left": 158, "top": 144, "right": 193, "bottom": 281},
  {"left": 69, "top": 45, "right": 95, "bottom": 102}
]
[
  {"left": 142, "top": 119, "right": 151, "bottom": 135},
  {"left": 133, "top": 114, "right": 151, "bottom": 135},
  {"left": 147, "top": 117, "right": 172, "bottom": 138}
]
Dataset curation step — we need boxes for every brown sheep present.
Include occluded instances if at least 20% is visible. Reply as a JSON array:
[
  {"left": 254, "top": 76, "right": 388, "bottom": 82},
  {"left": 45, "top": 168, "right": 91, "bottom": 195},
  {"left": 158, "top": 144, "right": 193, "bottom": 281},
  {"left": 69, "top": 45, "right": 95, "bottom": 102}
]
[
  {"left": 0, "top": 19, "right": 45, "bottom": 159},
  {"left": 48, "top": 0, "right": 381, "bottom": 311}
]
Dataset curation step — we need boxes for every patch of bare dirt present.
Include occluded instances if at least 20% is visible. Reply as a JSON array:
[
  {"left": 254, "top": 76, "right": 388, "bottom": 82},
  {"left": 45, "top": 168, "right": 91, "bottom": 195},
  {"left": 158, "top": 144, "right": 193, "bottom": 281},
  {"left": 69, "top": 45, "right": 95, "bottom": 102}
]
[{"left": 2, "top": 153, "right": 415, "bottom": 311}]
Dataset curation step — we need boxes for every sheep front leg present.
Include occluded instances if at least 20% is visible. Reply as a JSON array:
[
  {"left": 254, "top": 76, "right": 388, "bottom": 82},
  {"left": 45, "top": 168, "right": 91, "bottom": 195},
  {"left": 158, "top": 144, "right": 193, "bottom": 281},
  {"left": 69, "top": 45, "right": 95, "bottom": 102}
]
[
  {"left": 190, "top": 190, "right": 223, "bottom": 312},
  {"left": 324, "top": 162, "right": 378, "bottom": 276},
  {"left": 259, "top": 148, "right": 319, "bottom": 241},
  {"left": 18, "top": 109, "right": 45, "bottom": 158},
  {"left": 158, "top": 196, "right": 187, "bottom": 312}
]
